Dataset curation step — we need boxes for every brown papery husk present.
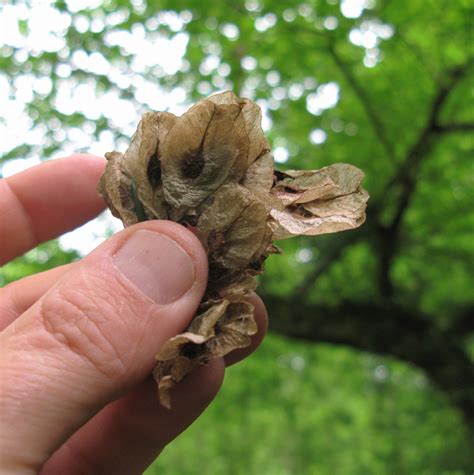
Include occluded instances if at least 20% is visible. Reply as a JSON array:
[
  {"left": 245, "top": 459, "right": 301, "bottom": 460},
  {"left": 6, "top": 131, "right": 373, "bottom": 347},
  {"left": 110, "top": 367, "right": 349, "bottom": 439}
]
[{"left": 98, "top": 91, "right": 369, "bottom": 408}]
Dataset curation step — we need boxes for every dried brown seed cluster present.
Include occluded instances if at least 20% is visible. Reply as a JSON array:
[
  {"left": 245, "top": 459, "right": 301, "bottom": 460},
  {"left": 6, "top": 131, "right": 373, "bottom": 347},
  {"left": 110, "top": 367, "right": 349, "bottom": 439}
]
[{"left": 98, "top": 91, "right": 368, "bottom": 407}]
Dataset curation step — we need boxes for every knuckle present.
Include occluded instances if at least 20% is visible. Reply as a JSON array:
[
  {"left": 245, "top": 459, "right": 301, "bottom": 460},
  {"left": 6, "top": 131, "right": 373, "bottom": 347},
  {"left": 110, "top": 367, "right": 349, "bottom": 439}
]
[{"left": 38, "top": 270, "right": 130, "bottom": 379}]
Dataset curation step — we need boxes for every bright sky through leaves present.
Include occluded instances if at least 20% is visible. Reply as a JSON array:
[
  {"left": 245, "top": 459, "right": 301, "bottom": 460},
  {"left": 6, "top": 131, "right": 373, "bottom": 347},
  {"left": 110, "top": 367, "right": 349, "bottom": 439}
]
[{"left": 1, "top": 1, "right": 394, "bottom": 255}]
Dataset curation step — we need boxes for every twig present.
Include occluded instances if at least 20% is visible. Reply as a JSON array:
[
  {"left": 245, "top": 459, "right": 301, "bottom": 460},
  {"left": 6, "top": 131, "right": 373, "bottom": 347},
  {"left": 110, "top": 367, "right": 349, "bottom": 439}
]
[{"left": 327, "top": 42, "right": 397, "bottom": 163}]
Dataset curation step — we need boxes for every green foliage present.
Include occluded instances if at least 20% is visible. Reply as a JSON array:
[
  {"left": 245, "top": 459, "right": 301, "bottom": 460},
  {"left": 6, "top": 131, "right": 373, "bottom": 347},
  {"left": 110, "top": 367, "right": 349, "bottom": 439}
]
[
  {"left": 4, "top": 0, "right": 471, "bottom": 321},
  {"left": 1, "top": 0, "right": 473, "bottom": 472},
  {"left": 0, "top": 240, "right": 79, "bottom": 286},
  {"left": 146, "top": 335, "right": 473, "bottom": 475}
]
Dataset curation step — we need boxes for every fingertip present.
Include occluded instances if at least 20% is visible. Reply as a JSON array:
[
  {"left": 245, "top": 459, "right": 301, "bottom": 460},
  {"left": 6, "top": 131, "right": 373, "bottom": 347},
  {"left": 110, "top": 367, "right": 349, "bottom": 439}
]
[
  {"left": 169, "top": 358, "right": 225, "bottom": 409},
  {"left": 69, "top": 154, "right": 106, "bottom": 179},
  {"left": 93, "top": 219, "right": 209, "bottom": 292},
  {"left": 1, "top": 154, "right": 107, "bottom": 263}
]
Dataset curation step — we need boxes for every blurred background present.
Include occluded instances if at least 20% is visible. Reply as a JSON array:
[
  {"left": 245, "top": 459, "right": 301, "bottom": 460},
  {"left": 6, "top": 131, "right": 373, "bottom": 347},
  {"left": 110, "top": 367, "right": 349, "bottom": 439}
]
[{"left": 1, "top": 0, "right": 473, "bottom": 473}]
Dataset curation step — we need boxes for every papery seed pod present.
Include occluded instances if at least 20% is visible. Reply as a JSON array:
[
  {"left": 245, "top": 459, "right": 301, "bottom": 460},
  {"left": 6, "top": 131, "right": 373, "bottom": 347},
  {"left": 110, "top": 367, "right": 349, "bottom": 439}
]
[
  {"left": 98, "top": 91, "right": 369, "bottom": 408},
  {"left": 160, "top": 100, "right": 249, "bottom": 219}
]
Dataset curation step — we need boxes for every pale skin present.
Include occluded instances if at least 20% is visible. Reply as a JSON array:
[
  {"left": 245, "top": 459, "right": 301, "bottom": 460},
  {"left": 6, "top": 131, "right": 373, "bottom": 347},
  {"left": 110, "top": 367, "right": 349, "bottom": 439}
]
[{"left": 0, "top": 155, "right": 268, "bottom": 474}]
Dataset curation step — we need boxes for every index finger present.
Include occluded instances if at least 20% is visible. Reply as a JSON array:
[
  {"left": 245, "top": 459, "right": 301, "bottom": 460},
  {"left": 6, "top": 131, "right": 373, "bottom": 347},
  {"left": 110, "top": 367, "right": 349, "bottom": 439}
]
[{"left": 0, "top": 154, "right": 106, "bottom": 265}]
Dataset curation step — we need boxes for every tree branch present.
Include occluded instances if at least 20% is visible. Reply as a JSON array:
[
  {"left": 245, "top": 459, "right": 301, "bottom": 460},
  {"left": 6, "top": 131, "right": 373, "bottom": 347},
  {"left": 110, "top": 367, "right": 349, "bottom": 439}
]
[
  {"left": 290, "top": 39, "right": 401, "bottom": 296},
  {"left": 295, "top": 233, "right": 363, "bottom": 297},
  {"left": 291, "top": 59, "right": 473, "bottom": 300},
  {"left": 435, "top": 122, "right": 474, "bottom": 133},
  {"left": 266, "top": 295, "right": 474, "bottom": 429},
  {"left": 446, "top": 306, "right": 474, "bottom": 339},
  {"left": 393, "top": 28, "right": 439, "bottom": 80},
  {"left": 385, "top": 59, "right": 473, "bottom": 207},
  {"left": 374, "top": 59, "right": 474, "bottom": 298},
  {"left": 327, "top": 42, "right": 397, "bottom": 163}
]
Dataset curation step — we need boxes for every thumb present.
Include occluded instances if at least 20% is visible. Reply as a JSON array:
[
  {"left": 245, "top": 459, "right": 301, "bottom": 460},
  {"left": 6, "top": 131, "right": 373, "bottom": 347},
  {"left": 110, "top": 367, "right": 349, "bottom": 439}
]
[{"left": 0, "top": 221, "right": 208, "bottom": 471}]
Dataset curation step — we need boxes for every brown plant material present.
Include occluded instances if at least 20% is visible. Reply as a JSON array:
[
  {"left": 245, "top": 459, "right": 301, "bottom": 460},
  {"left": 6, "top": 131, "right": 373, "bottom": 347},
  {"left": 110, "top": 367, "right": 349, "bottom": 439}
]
[{"left": 98, "top": 91, "right": 368, "bottom": 408}]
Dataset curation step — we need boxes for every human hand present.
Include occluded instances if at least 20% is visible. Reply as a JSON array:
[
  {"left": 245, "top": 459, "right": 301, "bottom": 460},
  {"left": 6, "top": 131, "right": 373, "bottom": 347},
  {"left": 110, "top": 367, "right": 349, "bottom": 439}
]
[{"left": 0, "top": 155, "right": 267, "bottom": 474}]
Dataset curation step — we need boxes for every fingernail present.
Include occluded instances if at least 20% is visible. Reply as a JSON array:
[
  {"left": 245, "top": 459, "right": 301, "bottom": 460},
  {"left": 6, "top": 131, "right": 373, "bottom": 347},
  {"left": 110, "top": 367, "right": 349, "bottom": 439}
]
[{"left": 113, "top": 230, "right": 195, "bottom": 304}]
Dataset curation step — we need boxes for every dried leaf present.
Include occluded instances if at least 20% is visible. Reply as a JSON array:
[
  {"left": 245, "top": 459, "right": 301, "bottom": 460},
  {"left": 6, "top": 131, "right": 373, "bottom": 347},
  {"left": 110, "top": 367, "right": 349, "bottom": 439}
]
[
  {"left": 269, "top": 208, "right": 366, "bottom": 240},
  {"left": 98, "top": 91, "right": 369, "bottom": 407},
  {"left": 153, "top": 299, "right": 255, "bottom": 408},
  {"left": 161, "top": 101, "right": 249, "bottom": 219},
  {"left": 99, "top": 151, "right": 139, "bottom": 227},
  {"left": 302, "top": 189, "right": 369, "bottom": 219},
  {"left": 273, "top": 163, "right": 365, "bottom": 204},
  {"left": 241, "top": 151, "right": 274, "bottom": 193},
  {"left": 197, "top": 184, "right": 268, "bottom": 270}
]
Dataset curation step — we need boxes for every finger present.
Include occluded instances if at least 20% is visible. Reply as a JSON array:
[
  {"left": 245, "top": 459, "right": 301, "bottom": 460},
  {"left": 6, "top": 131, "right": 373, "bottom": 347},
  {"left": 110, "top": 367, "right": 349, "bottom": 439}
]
[
  {"left": 1, "top": 287, "right": 264, "bottom": 474},
  {"left": 224, "top": 293, "right": 268, "bottom": 367},
  {"left": 0, "top": 220, "right": 208, "bottom": 473},
  {"left": 0, "top": 154, "right": 105, "bottom": 265},
  {"left": 40, "top": 300, "right": 267, "bottom": 473},
  {"left": 0, "top": 235, "right": 266, "bottom": 473},
  {"left": 0, "top": 264, "right": 74, "bottom": 330},
  {"left": 0, "top": 267, "right": 267, "bottom": 364},
  {"left": 42, "top": 359, "right": 225, "bottom": 475},
  {"left": 38, "top": 299, "right": 266, "bottom": 474}
]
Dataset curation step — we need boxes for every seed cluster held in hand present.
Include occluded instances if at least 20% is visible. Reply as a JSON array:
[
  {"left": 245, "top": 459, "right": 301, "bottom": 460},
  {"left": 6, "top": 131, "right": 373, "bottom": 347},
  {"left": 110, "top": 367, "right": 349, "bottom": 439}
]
[{"left": 99, "top": 91, "right": 368, "bottom": 407}]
